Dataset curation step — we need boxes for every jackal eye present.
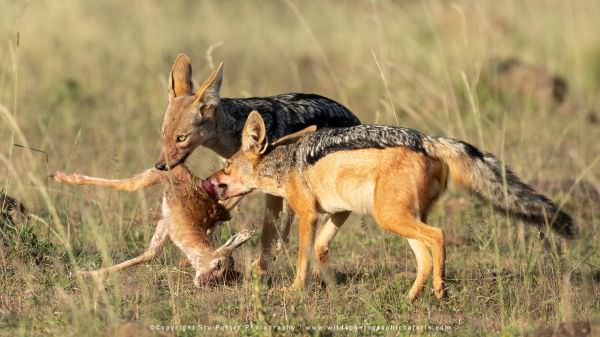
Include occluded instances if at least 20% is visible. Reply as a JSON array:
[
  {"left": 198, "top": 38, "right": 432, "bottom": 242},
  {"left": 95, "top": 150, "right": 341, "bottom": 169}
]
[{"left": 176, "top": 135, "right": 188, "bottom": 143}]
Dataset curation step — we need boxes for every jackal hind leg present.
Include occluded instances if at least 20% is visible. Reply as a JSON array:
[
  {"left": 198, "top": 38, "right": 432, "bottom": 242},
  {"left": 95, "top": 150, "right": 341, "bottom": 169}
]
[
  {"left": 374, "top": 208, "right": 444, "bottom": 300},
  {"left": 406, "top": 238, "right": 433, "bottom": 300}
]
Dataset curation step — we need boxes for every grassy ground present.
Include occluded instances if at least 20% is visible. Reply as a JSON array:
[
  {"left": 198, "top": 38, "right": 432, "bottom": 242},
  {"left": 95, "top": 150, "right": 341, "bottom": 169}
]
[{"left": 1, "top": 0, "right": 599, "bottom": 336}]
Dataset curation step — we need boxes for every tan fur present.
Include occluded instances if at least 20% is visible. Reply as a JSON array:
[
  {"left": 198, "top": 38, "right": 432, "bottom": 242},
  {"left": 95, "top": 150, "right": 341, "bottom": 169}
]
[
  {"left": 52, "top": 164, "right": 252, "bottom": 286},
  {"left": 169, "top": 54, "right": 194, "bottom": 98},
  {"left": 208, "top": 112, "right": 452, "bottom": 300},
  {"left": 158, "top": 56, "right": 227, "bottom": 168},
  {"left": 298, "top": 148, "right": 446, "bottom": 298}
]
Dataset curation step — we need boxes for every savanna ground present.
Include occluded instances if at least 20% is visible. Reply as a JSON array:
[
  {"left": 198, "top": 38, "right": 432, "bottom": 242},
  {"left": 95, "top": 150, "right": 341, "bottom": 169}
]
[{"left": 1, "top": 1, "right": 599, "bottom": 336}]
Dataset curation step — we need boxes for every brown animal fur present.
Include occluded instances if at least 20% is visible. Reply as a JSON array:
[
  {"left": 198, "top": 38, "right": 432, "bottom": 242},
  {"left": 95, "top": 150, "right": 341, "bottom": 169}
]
[{"left": 52, "top": 164, "right": 253, "bottom": 286}]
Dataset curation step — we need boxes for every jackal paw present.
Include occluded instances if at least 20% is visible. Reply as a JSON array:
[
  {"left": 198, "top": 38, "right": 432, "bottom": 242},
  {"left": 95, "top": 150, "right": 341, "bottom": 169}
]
[
  {"left": 407, "top": 287, "right": 425, "bottom": 301},
  {"left": 433, "top": 286, "right": 447, "bottom": 301}
]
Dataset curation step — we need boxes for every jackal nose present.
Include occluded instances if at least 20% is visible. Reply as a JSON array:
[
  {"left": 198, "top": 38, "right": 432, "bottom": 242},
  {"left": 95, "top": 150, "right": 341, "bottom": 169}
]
[{"left": 154, "top": 161, "right": 167, "bottom": 171}]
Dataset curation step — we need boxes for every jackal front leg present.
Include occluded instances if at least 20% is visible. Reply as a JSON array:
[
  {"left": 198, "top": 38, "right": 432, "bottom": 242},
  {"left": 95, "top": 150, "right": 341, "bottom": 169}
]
[
  {"left": 79, "top": 218, "right": 170, "bottom": 277},
  {"left": 292, "top": 210, "right": 318, "bottom": 289},
  {"left": 52, "top": 168, "right": 161, "bottom": 192}
]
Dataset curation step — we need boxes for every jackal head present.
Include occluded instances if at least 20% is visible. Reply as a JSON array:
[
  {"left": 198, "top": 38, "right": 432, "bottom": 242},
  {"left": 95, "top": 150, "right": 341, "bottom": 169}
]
[
  {"left": 155, "top": 54, "right": 223, "bottom": 170},
  {"left": 204, "top": 111, "right": 315, "bottom": 200}
]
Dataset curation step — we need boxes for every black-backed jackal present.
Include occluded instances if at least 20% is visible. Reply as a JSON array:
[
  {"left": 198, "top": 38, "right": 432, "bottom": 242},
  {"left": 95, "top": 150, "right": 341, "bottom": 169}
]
[
  {"left": 205, "top": 111, "right": 576, "bottom": 300},
  {"left": 145, "top": 53, "right": 360, "bottom": 273}
]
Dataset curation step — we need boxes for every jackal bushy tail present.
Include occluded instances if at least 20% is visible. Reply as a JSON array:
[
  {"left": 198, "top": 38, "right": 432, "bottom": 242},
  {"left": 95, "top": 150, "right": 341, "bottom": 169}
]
[{"left": 424, "top": 137, "right": 576, "bottom": 239}]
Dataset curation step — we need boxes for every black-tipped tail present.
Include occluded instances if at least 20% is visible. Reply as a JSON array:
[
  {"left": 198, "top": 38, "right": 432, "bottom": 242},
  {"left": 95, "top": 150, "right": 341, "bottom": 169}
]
[{"left": 425, "top": 137, "right": 577, "bottom": 239}]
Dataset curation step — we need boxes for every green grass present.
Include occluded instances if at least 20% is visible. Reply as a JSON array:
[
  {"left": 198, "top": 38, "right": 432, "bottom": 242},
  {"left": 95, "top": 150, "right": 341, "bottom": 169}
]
[{"left": 1, "top": 0, "right": 599, "bottom": 336}]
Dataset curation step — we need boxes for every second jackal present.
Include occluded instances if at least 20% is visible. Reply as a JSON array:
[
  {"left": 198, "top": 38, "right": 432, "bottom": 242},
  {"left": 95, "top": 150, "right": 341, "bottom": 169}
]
[{"left": 206, "top": 111, "right": 576, "bottom": 300}]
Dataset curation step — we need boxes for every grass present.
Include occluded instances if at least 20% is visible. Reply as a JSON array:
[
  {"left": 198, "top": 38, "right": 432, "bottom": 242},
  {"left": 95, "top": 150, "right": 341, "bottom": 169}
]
[{"left": 1, "top": 0, "right": 599, "bottom": 336}]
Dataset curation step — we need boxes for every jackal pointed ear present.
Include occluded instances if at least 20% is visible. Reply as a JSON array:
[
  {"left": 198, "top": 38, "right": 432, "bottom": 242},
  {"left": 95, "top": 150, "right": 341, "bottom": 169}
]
[
  {"left": 242, "top": 111, "right": 267, "bottom": 153},
  {"left": 195, "top": 62, "right": 223, "bottom": 107},
  {"left": 271, "top": 125, "right": 316, "bottom": 147},
  {"left": 169, "top": 53, "right": 194, "bottom": 99}
]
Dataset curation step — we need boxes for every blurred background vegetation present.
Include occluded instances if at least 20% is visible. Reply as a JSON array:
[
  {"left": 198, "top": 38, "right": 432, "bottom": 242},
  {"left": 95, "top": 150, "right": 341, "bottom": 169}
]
[{"left": 1, "top": 1, "right": 599, "bottom": 336}]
